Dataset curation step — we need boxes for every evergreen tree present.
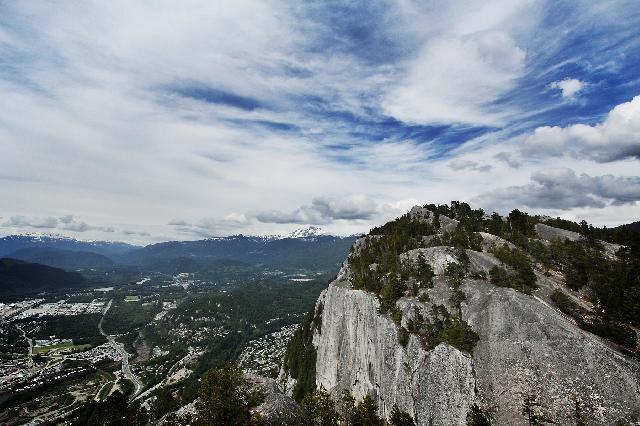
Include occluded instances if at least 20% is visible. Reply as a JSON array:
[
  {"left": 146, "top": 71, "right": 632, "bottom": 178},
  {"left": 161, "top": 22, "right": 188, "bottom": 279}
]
[
  {"left": 389, "top": 404, "right": 416, "bottom": 426},
  {"left": 125, "top": 401, "right": 149, "bottom": 426},
  {"left": 466, "top": 404, "right": 491, "bottom": 426},
  {"left": 300, "top": 387, "right": 339, "bottom": 426},
  {"left": 194, "top": 363, "right": 263, "bottom": 425},
  {"left": 87, "top": 390, "right": 127, "bottom": 426},
  {"left": 337, "top": 390, "right": 357, "bottom": 426},
  {"left": 354, "top": 395, "right": 383, "bottom": 426}
]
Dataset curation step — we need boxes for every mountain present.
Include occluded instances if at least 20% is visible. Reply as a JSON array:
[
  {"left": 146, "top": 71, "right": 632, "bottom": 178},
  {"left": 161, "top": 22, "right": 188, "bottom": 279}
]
[
  {"left": 0, "top": 258, "right": 88, "bottom": 295},
  {"left": 285, "top": 226, "right": 326, "bottom": 239},
  {"left": 0, "top": 231, "right": 356, "bottom": 273},
  {"left": 120, "top": 233, "right": 357, "bottom": 271},
  {"left": 0, "top": 234, "right": 137, "bottom": 259},
  {"left": 5, "top": 247, "right": 115, "bottom": 270},
  {"left": 281, "top": 203, "right": 640, "bottom": 425},
  {"left": 627, "top": 221, "right": 640, "bottom": 232}
]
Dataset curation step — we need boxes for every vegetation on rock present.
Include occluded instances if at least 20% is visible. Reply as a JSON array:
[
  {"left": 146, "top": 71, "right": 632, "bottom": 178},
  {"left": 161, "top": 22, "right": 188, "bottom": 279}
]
[
  {"left": 283, "top": 307, "right": 318, "bottom": 402},
  {"left": 194, "top": 363, "right": 265, "bottom": 425}
]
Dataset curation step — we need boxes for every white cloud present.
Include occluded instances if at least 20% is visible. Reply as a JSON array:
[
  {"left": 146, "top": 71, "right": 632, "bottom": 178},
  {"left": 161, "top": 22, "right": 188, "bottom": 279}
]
[
  {"left": 4, "top": 216, "right": 59, "bottom": 229},
  {"left": 550, "top": 78, "right": 585, "bottom": 98},
  {"left": 473, "top": 168, "right": 640, "bottom": 210},
  {"left": 255, "top": 195, "right": 381, "bottom": 225},
  {"left": 448, "top": 160, "right": 492, "bottom": 172},
  {"left": 383, "top": 30, "right": 526, "bottom": 125},
  {"left": 520, "top": 95, "right": 640, "bottom": 162}
]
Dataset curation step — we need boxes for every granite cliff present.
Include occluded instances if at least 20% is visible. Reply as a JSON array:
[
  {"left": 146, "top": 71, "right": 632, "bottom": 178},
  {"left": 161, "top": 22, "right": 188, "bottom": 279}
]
[{"left": 281, "top": 204, "right": 640, "bottom": 425}]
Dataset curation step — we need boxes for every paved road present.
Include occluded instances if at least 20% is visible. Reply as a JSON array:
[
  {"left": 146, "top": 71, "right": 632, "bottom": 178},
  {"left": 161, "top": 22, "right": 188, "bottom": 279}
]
[
  {"left": 15, "top": 324, "right": 34, "bottom": 367},
  {"left": 99, "top": 299, "right": 144, "bottom": 398}
]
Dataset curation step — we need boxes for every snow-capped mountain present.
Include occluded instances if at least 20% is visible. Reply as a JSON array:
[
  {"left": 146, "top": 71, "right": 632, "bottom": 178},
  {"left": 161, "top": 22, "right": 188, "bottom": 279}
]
[
  {"left": 285, "top": 226, "right": 326, "bottom": 239},
  {"left": 0, "top": 233, "right": 137, "bottom": 258}
]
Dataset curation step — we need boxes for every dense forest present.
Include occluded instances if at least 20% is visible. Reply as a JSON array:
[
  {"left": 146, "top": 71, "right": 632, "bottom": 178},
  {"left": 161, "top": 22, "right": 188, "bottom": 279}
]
[{"left": 0, "top": 258, "right": 88, "bottom": 295}]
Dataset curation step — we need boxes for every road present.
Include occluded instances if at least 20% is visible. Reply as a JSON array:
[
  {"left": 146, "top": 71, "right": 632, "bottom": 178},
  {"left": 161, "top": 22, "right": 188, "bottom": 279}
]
[
  {"left": 99, "top": 299, "right": 144, "bottom": 399},
  {"left": 15, "top": 324, "right": 34, "bottom": 368}
]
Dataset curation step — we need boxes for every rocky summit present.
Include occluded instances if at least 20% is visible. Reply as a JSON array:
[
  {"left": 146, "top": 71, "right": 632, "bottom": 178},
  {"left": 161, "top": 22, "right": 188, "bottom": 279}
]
[{"left": 281, "top": 203, "right": 640, "bottom": 425}]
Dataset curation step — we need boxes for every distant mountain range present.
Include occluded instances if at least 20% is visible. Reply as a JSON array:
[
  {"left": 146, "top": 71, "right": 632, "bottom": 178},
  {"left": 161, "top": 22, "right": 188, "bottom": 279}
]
[
  {"left": 0, "top": 227, "right": 357, "bottom": 274},
  {"left": 121, "top": 232, "right": 356, "bottom": 272},
  {"left": 0, "top": 234, "right": 137, "bottom": 259}
]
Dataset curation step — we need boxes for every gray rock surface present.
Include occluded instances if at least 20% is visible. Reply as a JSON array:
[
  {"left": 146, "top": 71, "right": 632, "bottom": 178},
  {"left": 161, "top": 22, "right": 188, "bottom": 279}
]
[
  {"left": 288, "top": 248, "right": 640, "bottom": 425},
  {"left": 439, "top": 215, "right": 459, "bottom": 232},
  {"left": 478, "top": 232, "right": 516, "bottom": 252},
  {"left": 536, "top": 223, "right": 584, "bottom": 242},
  {"left": 463, "top": 279, "right": 640, "bottom": 425},
  {"left": 249, "top": 374, "right": 301, "bottom": 425},
  {"left": 400, "top": 246, "right": 458, "bottom": 275},
  {"left": 408, "top": 206, "right": 434, "bottom": 222},
  {"left": 312, "top": 282, "right": 476, "bottom": 425},
  {"left": 536, "top": 223, "right": 624, "bottom": 259}
]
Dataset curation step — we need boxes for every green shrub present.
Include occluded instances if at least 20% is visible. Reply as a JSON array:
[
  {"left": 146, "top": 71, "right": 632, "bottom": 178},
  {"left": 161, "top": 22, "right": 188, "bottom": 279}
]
[
  {"left": 398, "top": 326, "right": 410, "bottom": 348},
  {"left": 578, "top": 315, "right": 637, "bottom": 349},
  {"left": 550, "top": 289, "right": 582, "bottom": 318},
  {"left": 390, "top": 404, "right": 416, "bottom": 426},
  {"left": 438, "top": 317, "right": 479, "bottom": 354},
  {"left": 466, "top": 404, "right": 491, "bottom": 426},
  {"left": 283, "top": 308, "right": 317, "bottom": 401}
]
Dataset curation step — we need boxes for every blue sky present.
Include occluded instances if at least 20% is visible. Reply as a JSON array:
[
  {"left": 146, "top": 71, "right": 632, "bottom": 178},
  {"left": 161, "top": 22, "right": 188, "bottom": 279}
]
[{"left": 1, "top": 1, "right": 639, "bottom": 242}]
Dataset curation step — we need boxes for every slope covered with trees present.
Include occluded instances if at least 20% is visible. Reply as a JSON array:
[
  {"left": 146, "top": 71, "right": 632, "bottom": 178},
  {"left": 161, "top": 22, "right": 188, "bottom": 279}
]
[{"left": 0, "top": 258, "right": 88, "bottom": 295}]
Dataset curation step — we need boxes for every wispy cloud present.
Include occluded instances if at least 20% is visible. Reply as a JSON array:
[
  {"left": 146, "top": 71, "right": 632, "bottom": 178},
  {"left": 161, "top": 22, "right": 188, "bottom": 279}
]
[
  {"left": 2, "top": 215, "right": 116, "bottom": 233},
  {"left": 0, "top": 1, "right": 639, "bottom": 241}
]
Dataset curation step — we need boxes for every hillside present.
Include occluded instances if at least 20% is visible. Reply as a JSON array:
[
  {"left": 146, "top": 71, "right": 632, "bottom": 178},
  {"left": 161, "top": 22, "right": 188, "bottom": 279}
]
[
  {"left": 0, "top": 258, "right": 88, "bottom": 295},
  {"left": 281, "top": 202, "right": 640, "bottom": 425},
  {"left": 6, "top": 247, "right": 115, "bottom": 270}
]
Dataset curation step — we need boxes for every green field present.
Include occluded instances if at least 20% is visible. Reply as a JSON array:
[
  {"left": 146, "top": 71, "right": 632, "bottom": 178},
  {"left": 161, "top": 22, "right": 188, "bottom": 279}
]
[
  {"left": 124, "top": 295, "right": 141, "bottom": 302},
  {"left": 33, "top": 341, "right": 91, "bottom": 354}
]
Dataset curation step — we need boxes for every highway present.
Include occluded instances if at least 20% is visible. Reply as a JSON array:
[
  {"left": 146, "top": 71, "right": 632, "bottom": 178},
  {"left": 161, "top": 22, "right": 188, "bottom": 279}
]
[
  {"left": 15, "top": 324, "right": 34, "bottom": 368},
  {"left": 98, "top": 299, "right": 144, "bottom": 399}
]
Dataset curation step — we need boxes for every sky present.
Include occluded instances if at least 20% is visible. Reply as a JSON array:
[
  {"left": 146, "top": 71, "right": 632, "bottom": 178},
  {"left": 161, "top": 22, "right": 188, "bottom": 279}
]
[{"left": 1, "top": 1, "right": 639, "bottom": 244}]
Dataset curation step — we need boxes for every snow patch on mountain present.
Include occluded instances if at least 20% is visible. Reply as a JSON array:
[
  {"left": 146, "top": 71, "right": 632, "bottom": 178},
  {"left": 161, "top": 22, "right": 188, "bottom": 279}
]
[{"left": 286, "top": 226, "right": 326, "bottom": 239}]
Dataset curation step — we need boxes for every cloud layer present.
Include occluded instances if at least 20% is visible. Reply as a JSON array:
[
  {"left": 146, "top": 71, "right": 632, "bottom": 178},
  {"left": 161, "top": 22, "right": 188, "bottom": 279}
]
[
  {"left": 474, "top": 169, "right": 640, "bottom": 211},
  {"left": 520, "top": 95, "right": 640, "bottom": 162},
  {"left": 1, "top": 1, "right": 639, "bottom": 241}
]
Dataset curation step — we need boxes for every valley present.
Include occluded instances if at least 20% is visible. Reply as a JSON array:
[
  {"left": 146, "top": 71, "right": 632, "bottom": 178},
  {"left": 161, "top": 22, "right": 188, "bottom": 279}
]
[{"left": 0, "top": 228, "right": 354, "bottom": 424}]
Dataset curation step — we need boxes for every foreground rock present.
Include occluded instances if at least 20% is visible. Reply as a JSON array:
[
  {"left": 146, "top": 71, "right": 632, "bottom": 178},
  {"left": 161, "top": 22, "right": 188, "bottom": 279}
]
[{"left": 282, "top": 222, "right": 640, "bottom": 425}]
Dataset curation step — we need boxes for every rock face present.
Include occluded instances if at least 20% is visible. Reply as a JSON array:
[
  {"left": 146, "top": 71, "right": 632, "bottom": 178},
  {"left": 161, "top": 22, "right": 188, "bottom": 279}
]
[
  {"left": 313, "top": 280, "right": 476, "bottom": 425},
  {"left": 249, "top": 375, "right": 301, "bottom": 425},
  {"left": 535, "top": 223, "right": 623, "bottom": 259},
  {"left": 535, "top": 223, "right": 584, "bottom": 242},
  {"left": 284, "top": 221, "right": 640, "bottom": 425}
]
